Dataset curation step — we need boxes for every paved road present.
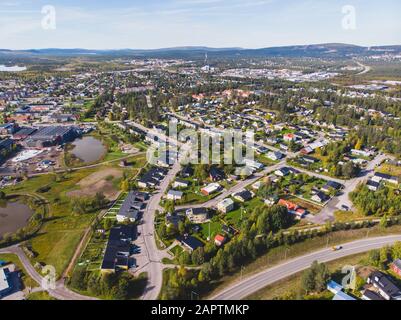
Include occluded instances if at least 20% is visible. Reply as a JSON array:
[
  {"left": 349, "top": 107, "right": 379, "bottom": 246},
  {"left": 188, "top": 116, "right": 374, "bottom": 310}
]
[
  {"left": 138, "top": 143, "right": 191, "bottom": 300},
  {"left": 0, "top": 245, "right": 96, "bottom": 300},
  {"left": 355, "top": 61, "right": 372, "bottom": 75},
  {"left": 211, "top": 234, "right": 401, "bottom": 300}
]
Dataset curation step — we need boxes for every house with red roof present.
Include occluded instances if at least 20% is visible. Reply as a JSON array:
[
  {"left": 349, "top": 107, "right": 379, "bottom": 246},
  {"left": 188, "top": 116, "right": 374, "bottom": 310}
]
[{"left": 214, "top": 234, "right": 226, "bottom": 247}]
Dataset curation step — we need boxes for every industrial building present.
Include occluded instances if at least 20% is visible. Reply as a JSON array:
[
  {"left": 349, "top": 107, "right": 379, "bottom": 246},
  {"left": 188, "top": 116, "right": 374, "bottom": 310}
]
[{"left": 24, "top": 126, "right": 78, "bottom": 148}]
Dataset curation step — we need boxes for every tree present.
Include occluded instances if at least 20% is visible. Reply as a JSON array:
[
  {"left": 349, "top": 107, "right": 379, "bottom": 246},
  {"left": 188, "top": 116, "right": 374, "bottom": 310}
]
[
  {"left": 192, "top": 247, "right": 205, "bottom": 265},
  {"left": 354, "top": 139, "right": 363, "bottom": 150},
  {"left": 70, "top": 268, "right": 87, "bottom": 291},
  {"left": 300, "top": 261, "right": 330, "bottom": 295},
  {"left": 120, "top": 179, "right": 130, "bottom": 192},
  {"left": 379, "top": 246, "right": 391, "bottom": 269},
  {"left": 392, "top": 242, "right": 401, "bottom": 260},
  {"left": 115, "top": 275, "right": 130, "bottom": 300}
]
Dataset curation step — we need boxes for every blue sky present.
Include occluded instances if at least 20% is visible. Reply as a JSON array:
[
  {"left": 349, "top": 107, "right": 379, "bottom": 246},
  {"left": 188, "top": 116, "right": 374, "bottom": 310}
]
[{"left": 0, "top": 0, "right": 400, "bottom": 49}]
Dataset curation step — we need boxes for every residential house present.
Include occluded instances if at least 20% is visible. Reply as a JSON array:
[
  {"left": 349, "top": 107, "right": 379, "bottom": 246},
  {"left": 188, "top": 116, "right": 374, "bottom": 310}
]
[
  {"left": 391, "top": 259, "right": 401, "bottom": 277},
  {"left": 166, "top": 190, "right": 183, "bottom": 201},
  {"left": 0, "top": 123, "right": 19, "bottom": 135},
  {"left": 312, "top": 192, "right": 330, "bottom": 203},
  {"left": 177, "top": 234, "right": 204, "bottom": 252},
  {"left": 321, "top": 181, "right": 343, "bottom": 193},
  {"left": 232, "top": 190, "right": 254, "bottom": 203},
  {"left": 332, "top": 291, "right": 356, "bottom": 301},
  {"left": 0, "top": 267, "right": 11, "bottom": 298},
  {"left": 116, "top": 191, "right": 141, "bottom": 223},
  {"left": 362, "top": 290, "right": 385, "bottom": 301},
  {"left": 267, "top": 151, "right": 284, "bottom": 161},
  {"left": 217, "top": 198, "right": 235, "bottom": 214},
  {"left": 251, "top": 181, "right": 263, "bottom": 190},
  {"left": 101, "top": 225, "right": 135, "bottom": 273},
  {"left": 283, "top": 133, "right": 296, "bottom": 142},
  {"left": 173, "top": 179, "right": 190, "bottom": 189},
  {"left": 366, "top": 180, "right": 381, "bottom": 192},
  {"left": 209, "top": 167, "right": 225, "bottom": 182},
  {"left": 275, "top": 167, "right": 290, "bottom": 177},
  {"left": 327, "top": 280, "right": 343, "bottom": 294},
  {"left": 278, "top": 199, "right": 306, "bottom": 219},
  {"left": 351, "top": 149, "right": 373, "bottom": 158},
  {"left": 214, "top": 234, "right": 226, "bottom": 247},
  {"left": 302, "top": 155, "right": 319, "bottom": 164},
  {"left": 244, "top": 159, "right": 264, "bottom": 170},
  {"left": 201, "top": 183, "right": 221, "bottom": 196},
  {"left": 165, "top": 212, "right": 184, "bottom": 228},
  {"left": 186, "top": 208, "right": 209, "bottom": 224},
  {"left": 372, "top": 172, "right": 399, "bottom": 185},
  {"left": 367, "top": 271, "right": 401, "bottom": 300},
  {"left": 138, "top": 167, "right": 166, "bottom": 188}
]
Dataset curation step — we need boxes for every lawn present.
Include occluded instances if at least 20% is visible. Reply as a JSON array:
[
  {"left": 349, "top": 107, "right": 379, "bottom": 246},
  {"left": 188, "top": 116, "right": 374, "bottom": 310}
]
[
  {"left": 197, "top": 220, "right": 223, "bottom": 241},
  {"left": 334, "top": 210, "right": 368, "bottom": 222},
  {"left": 224, "top": 197, "right": 265, "bottom": 229},
  {"left": 376, "top": 164, "right": 401, "bottom": 177},
  {"left": 26, "top": 291, "right": 56, "bottom": 300},
  {"left": 170, "top": 245, "right": 184, "bottom": 257}
]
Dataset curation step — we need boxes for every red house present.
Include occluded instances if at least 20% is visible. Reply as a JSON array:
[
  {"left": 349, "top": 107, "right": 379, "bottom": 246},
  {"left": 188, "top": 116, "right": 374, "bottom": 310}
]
[
  {"left": 214, "top": 234, "right": 226, "bottom": 247},
  {"left": 391, "top": 259, "right": 401, "bottom": 277}
]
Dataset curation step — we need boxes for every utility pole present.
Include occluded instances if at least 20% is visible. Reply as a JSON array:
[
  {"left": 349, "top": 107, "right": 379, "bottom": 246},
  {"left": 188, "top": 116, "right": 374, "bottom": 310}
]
[{"left": 240, "top": 266, "right": 245, "bottom": 281}]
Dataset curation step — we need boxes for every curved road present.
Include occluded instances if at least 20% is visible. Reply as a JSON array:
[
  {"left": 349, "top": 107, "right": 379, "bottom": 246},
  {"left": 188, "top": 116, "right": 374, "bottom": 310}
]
[
  {"left": 0, "top": 245, "right": 97, "bottom": 300},
  {"left": 211, "top": 234, "right": 401, "bottom": 300}
]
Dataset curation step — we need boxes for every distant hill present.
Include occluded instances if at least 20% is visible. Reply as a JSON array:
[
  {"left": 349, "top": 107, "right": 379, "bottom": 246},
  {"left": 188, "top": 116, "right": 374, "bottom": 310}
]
[{"left": 2, "top": 43, "right": 401, "bottom": 59}]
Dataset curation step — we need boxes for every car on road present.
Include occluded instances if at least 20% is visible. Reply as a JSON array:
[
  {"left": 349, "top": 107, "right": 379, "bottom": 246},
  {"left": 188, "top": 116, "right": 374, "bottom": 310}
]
[
  {"left": 331, "top": 246, "right": 343, "bottom": 251},
  {"left": 341, "top": 205, "right": 350, "bottom": 211}
]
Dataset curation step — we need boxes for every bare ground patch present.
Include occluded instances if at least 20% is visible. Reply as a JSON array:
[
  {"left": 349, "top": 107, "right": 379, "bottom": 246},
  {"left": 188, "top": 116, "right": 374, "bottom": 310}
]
[{"left": 67, "top": 168, "right": 123, "bottom": 200}]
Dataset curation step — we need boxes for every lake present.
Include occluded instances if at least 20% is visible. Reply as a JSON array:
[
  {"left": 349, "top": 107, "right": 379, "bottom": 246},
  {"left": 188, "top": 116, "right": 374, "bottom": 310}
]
[
  {"left": 0, "top": 65, "right": 27, "bottom": 72},
  {"left": 0, "top": 201, "right": 34, "bottom": 237},
  {"left": 71, "top": 136, "right": 106, "bottom": 163}
]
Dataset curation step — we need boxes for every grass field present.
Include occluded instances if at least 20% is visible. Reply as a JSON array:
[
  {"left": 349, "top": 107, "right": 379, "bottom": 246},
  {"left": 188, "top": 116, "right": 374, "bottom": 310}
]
[
  {"left": 2, "top": 154, "right": 146, "bottom": 278},
  {"left": 26, "top": 291, "right": 56, "bottom": 300},
  {"left": 376, "top": 164, "right": 401, "bottom": 177}
]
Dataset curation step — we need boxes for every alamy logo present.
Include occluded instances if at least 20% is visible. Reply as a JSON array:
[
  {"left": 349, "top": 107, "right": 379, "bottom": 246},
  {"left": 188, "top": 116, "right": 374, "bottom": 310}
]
[
  {"left": 342, "top": 5, "right": 356, "bottom": 30},
  {"left": 41, "top": 265, "right": 57, "bottom": 290},
  {"left": 41, "top": 5, "right": 56, "bottom": 30},
  {"left": 341, "top": 265, "right": 357, "bottom": 290}
]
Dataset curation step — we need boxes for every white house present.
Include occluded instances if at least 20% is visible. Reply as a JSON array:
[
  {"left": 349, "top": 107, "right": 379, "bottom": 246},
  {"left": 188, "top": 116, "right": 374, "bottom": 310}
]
[
  {"left": 217, "top": 198, "right": 235, "bottom": 214},
  {"left": 201, "top": 183, "right": 221, "bottom": 196},
  {"left": 166, "top": 190, "right": 184, "bottom": 201},
  {"left": 267, "top": 151, "right": 284, "bottom": 161},
  {"left": 173, "top": 179, "right": 190, "bottom": 189}
]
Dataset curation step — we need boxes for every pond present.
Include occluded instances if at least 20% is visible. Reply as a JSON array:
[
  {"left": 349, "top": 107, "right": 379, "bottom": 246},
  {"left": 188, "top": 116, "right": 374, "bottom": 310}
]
[
  {"left": 0, "top": 201, "right": 34, "bottom": 237},
  {"left": 71, "top": 136, "right": 106, "bottom": 163},
  {"left": 0, "top": 65, "right": 27, "bottom": 72}
]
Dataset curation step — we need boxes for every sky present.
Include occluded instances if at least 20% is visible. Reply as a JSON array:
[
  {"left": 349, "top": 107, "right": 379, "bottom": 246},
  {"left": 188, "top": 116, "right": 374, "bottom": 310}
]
[{"left": 0, "top": 0, "right": 400, "bottom": 50}]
